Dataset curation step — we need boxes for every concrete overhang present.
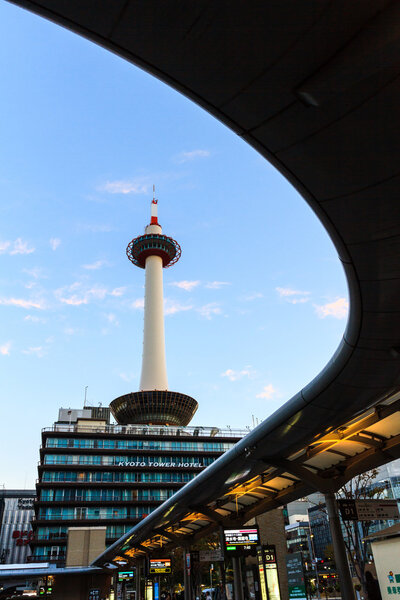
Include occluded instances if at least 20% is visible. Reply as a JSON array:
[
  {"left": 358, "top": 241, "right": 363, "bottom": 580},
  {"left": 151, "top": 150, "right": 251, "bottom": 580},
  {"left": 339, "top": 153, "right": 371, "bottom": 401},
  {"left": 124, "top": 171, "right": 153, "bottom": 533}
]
[{"left": 5, "top": 0, "right": 400, "bottom": 568}]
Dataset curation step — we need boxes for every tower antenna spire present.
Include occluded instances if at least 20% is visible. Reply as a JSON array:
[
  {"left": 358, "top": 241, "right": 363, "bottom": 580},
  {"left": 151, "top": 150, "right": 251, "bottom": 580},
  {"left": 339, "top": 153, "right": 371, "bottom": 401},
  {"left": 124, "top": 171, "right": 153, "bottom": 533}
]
[{"left": 150, "top": 184, "right": 158, "bottom": 225}]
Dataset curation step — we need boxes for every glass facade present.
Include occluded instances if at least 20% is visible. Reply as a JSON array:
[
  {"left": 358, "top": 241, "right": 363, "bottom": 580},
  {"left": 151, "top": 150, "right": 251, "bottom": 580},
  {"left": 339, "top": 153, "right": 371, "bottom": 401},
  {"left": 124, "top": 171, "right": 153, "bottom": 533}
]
[
  {"left": 46, "top": 438, "right": 233, "bottom": 451},
  {"left": 39, "top": 488, "right": 174, "bottom": 501},
  {"left": 37, "top": 506, "right": 154, "bottom": 519},
  {"left": 43, "top": 454, "right": 214, "bottom": 466},
  {"left": 308, "top": 504, "right": 332, "bottom": 560},
  {"left": 41, "top": 470, "right": 195, "bottom": 482}
]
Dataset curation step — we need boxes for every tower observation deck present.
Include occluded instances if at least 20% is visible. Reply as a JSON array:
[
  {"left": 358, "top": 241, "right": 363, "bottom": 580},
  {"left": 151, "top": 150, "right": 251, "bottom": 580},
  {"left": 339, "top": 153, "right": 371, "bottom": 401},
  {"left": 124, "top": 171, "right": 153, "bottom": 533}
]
[{"left": 110, "top": 195, "right": 198, "bottom": 426}]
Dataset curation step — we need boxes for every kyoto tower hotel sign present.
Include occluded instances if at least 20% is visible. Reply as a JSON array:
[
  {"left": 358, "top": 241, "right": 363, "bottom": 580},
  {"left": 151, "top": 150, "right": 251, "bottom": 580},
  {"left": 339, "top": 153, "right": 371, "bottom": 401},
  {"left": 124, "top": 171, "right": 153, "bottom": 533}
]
[{"left": 111, "top": 195, "right": 198, "bottom": 426}]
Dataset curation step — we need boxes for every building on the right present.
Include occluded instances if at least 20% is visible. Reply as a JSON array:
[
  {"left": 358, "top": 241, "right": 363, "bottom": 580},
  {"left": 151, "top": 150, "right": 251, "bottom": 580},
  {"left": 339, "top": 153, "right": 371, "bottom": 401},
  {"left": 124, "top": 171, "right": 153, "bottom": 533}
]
[
  {"left": 285, "top": 520, "right": 312, "bottom": 568},
  {"left": 307, "top": 503, "right": 332, "bottom": 562}
]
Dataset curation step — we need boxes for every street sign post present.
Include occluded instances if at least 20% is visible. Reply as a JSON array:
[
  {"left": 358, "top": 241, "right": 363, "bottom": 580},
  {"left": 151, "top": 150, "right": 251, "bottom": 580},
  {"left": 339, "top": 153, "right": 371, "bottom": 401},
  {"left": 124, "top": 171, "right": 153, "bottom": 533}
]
[
  {"left": 338, "top": 499, "right": 400, "bottom": 521},
  {"left": 199, "top": 549, "right": 224, "bottom": 562}
]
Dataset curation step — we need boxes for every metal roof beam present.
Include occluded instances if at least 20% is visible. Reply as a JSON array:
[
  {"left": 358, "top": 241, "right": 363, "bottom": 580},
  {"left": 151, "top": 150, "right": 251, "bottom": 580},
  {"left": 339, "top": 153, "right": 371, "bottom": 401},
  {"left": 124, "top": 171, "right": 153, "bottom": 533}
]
[
  {"left": 267, "top": 458, "right": 337, "bottom": 493},
  {"left": 190, "top": 506, "right": 225, "bottom": 523},
  {"left": 154, "top": 528, "right": 181, "bottom": 543},
  {"left": 349, "top": 434, "right": 383, "bottom": 448}
]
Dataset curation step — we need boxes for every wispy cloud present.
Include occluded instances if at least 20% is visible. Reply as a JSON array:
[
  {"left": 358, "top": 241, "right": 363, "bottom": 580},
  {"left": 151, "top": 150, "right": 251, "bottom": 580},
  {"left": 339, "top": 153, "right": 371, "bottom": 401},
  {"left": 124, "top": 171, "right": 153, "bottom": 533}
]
[
  {"left": 119, "top": 372, "right": 136, "bottom": 383},
  {"left": 0, "top": 297, "right": 46, "bottom": 310},
  {"left": 99, "top": 177, "right": 150, "bottom": 195},
  {"left": 105, "top": 313, "right": 119, "bottom": 326},
  {"left": 243, "top": 292, "right": 264, "bottom": 301},
  {"left": 0, "top": 342, "right": 11, "bottom": 356},
  {"left": 0, "top": 241, "right": 11, "bottom": 253},
  {"left": 314, "top": 298, "right": 349, "bottom": 320},
  {"left": 198, "top": 302, "right": 222, "bottom": 319},
  {"left": 55, "top": 282, "right": 123, "bottom": 306},
  {"left": 82, "top": 259, "right": 109, "bottom": 271},
  {"left": 205, "top": 281, "right": 230, "bottom": 290},
  {"left": 174, "top": 149, "right": 210, "bottom": 164},
  {"left": 22, "top": 346, "right": 45, "bottom": 358},
  {"left": 169, "top": 280, "right": 229, "bottom": 291},
  {"left": 165, "top": 300, "right": 193, "bottom": 316},
  {"left": 110, "top": 287, "right": 125, "bottom": 297},
  {"left": 256, "top": 384, "right": 278, "bottom": 400},
  {"left": 221, "top": 368, "right": 253, "bottom": 382},
  {"left": 24, "top": 315, "right": 46, "bottom": 323},
  {"left": 132, "top": 298, "right": 144, "bottom": 310},
  {"left": 49, "top": 238, "right": 61, "bottom": 251},
  {"left": 276, "top": 287, "right": 311, "bottom": 304},
  {"left": 23, "top": 267, "right": 46, "bottom": 280},
  {"left": 64, "top": 327, "right": 79, "bottom": 336},
  {"left": 170, "top": 280, "right": 200, "bottom": 292},
  {"left": 10, "top": 238, "right": 35, "bottom": 255},
  {"left": 0, "top": 238, "right": 35, "bottom": 255}
]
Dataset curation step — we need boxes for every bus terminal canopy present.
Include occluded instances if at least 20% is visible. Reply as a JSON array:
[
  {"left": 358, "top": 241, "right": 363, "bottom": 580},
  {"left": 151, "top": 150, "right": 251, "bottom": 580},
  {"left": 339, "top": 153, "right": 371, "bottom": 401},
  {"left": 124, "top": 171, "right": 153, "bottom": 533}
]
[{"left": 7, "top": 0, "right": 400, "bottom": 567}]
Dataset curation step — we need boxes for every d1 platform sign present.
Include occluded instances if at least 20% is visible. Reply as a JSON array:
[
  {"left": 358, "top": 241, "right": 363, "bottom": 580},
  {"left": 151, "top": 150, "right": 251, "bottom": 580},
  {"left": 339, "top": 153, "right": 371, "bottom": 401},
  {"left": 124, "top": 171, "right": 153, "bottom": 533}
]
[
  {"left": 338, "top": 499, "right": 400, "bottom": 521},
  {"left": 149, "top": 558, "right": 172, "bottom": 574},
  {"left": 223, "top": 527, "right": 260, "bottom": 556},
  {"left": 258, "top": 546, "right": 282, "bottom": 600}
]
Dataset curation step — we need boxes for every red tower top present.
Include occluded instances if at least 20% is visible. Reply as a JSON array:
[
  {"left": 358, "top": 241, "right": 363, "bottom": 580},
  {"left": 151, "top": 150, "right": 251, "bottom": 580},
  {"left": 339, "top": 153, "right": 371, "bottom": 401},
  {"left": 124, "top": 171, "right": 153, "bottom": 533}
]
[{"left": 126, "top": 193, "right": 181, "bottom": 269}]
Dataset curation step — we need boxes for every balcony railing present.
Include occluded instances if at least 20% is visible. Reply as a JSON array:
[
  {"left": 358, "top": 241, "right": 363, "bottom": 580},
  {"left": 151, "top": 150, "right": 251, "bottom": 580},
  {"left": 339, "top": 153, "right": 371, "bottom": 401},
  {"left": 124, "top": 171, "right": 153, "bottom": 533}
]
[
  {"left": 42, "top": 424, "right": 248, "bottom": 438},
  {"left": 34, "top": 514, "right": 143, "bottom": 520},
  {"left": 35, "top": 533, "right": 67, "bottom": 541},
  {"left": 28, "top": 554, "right": 66, "bottom": 563}
]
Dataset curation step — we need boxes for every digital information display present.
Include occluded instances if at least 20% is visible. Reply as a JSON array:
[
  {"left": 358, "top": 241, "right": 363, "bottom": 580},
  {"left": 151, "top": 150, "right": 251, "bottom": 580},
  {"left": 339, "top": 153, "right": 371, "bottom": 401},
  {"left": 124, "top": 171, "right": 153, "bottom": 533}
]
[
  {"left": 149, "top": 558, "right": 172, "bottom": 574},
  {"left": 223, "top": 527, "right": 260, "bottom": 556},
  {"left": 118, "top": 571, "right": 135, "bottom": 581}
]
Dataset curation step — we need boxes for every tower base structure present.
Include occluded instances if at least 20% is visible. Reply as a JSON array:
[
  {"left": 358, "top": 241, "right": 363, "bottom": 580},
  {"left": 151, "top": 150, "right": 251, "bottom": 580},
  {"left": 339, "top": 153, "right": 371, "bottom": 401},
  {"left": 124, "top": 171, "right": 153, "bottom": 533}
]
[{"left": 110, "top": 390, "right": 198, "bottom": 426}]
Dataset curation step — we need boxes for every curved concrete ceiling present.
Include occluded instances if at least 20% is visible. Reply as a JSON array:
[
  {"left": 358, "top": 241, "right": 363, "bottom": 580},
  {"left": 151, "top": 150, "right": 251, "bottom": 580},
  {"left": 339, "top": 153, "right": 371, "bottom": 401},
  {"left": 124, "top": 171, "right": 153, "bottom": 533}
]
[{"left": 7, "top": 0, "right": 400, "bottom": 563}]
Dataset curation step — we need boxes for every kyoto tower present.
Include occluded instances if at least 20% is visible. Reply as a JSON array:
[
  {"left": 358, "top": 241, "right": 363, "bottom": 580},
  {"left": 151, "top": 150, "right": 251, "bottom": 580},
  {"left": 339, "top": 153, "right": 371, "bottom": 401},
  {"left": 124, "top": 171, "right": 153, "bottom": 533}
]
[{"left": 110, "top": 192, "right": 198, "bottom": 426}]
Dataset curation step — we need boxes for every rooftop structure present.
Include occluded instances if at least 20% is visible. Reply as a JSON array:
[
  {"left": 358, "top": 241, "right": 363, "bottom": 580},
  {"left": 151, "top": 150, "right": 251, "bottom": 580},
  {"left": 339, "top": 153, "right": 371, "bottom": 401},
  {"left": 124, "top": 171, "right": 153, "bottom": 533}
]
[{"left": 110, "top": 194, "right": 198, "bottom": 426}]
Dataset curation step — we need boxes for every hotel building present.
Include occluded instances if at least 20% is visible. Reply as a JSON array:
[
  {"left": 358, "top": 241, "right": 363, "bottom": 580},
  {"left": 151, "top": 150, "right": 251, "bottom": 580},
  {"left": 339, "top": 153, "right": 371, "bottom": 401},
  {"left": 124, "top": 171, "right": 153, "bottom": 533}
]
[{"left": 31, "top": 408, "right": 244, "bottom": 563}]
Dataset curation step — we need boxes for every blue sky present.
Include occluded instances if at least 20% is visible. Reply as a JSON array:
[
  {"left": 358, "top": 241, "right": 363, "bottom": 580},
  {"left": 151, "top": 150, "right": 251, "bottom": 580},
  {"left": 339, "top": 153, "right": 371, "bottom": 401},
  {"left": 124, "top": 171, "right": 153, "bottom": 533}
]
[{"left": 0, "top": 2, "right": 348, "bottom": 488}]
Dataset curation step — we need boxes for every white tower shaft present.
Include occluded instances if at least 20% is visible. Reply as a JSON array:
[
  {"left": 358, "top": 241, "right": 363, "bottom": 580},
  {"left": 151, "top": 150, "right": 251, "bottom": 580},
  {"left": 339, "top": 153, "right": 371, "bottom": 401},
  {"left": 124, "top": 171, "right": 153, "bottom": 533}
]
[{"left": 140, "top": 252, "right": 168, "bottom": 391}]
